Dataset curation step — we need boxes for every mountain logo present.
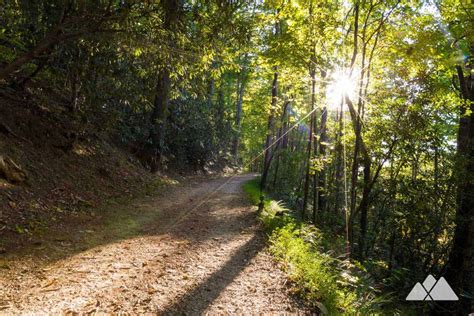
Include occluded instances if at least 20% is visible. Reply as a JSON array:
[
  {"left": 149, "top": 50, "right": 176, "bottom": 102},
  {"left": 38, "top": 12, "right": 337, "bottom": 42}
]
[{"left": 406, "top": 275, "right": 458, "bottom": 301}]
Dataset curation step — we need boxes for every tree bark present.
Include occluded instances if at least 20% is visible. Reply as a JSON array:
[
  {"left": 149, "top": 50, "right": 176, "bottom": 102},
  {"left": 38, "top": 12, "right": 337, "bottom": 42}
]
[
  {"left": 443, "top": 65, "right": 474, "bottom": 315},
  {"left": 347, "top": 0, "right": 360, "bottom": 253},
  {"left": 148, "top": 0, "right": 183, "bottom": 172},
  {"left": 311, "top": 117, "right": 319, "bottom": 223},
  {"left": 333, "top": 100, "right": 344, "bottom": 216},
  {"left": 207, "top": 78, "right": 214, "bottom": 109},
  {"left": 149, "top": 70, "right": 171, "bottom": 172},
  {"left": 260, "top": 69, "right": 278, "bottom": 190},
  {"left": 318, "top": 104, "right": 328, "bottom": 216},
  {"left": 302, "top": 69, "right": 316, "bottom": 219},
  {"left": 357, "top": 157, "right": 371, "bottom": 258},
  {"left": 271, "top": 100, "right": 289, "bottom": 188},
  {"left": 261, "top": 18, "right": 280, "bottom": 190},
  {"left": 232, "top": 69, "right": 247, "bottom": 161},
  {"left": 216, "top": 81, "right": 226, "bottom": 149}
]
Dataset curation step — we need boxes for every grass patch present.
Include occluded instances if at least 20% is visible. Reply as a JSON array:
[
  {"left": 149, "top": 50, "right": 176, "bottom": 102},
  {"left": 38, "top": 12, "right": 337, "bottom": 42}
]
[
  {"left": 80, "top": 176, "right": 180, "bottom": 247},
  {"left": 243, "top": 178, "right": 387, "bottom": 314},
  {"left": 242, "top": 178, "right": 263, "bottom": 204}
]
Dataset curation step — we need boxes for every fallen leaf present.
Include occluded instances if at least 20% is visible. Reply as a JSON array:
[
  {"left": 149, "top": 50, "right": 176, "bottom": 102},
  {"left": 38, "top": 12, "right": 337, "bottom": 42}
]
[{"left": 41, "top": 279, "right": 58, "bottom": 288}]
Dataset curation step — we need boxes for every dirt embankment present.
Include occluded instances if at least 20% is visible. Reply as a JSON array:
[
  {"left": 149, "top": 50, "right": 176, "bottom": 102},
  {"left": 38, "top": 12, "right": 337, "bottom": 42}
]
[{"left": 0, "top": 95, "right": 160, "bottom": 253}]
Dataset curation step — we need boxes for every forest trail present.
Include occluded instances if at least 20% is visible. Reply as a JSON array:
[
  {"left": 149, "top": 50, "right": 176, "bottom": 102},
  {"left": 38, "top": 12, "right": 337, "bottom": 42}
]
[{"left": 0, "top": 174, "right": 307, "bottom": 314}]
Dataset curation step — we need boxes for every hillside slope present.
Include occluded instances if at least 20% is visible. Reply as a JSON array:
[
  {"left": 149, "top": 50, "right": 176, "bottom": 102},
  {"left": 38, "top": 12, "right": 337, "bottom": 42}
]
[{"left": 0, "top": 93, "right": 156, "bottom": 253}]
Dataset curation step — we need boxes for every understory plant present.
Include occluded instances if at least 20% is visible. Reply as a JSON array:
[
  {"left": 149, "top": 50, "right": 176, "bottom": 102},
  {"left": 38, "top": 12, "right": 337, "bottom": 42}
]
[{"left": 244, "top": 178, "right": 392, "bottom": 314}]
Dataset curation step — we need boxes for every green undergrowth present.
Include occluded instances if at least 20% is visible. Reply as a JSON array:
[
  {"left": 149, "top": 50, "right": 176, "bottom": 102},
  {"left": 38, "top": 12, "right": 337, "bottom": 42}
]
[{"left": 243, "top": 178, "right": 390, "bottom": 315}]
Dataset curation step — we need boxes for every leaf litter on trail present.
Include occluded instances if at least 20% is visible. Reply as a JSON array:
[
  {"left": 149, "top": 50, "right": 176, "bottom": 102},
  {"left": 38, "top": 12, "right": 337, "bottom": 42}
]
[
  {"left": 41, "top": 278, "right": 57, "bottom": 288},
  {"left": 0, "top": 175, "right": 308, "bottom": 314}
]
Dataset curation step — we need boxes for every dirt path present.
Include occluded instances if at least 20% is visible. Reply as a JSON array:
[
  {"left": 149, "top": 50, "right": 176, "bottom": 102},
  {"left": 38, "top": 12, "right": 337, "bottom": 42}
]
[{"left": 0, "top": 174, "right": 308, "bottom": 315}]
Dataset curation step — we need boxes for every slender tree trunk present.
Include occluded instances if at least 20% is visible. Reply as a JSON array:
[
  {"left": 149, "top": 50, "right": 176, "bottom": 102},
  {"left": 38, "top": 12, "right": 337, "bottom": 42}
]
[
  {"left": 333, "top": 101, "right": 344, "bottom": 216},
  {"left": 261, "top": 18, "right": 280, "bottom": 189},
  {"left": 345, "top": 95, "right": 380, "bottom": 260},
  {"left": 272, "top": 155, "right": 280, "bottom": 189},
  {"left": 232, "top": 70, "right": 246, "bottom": 161},
  {"left": 207, "top": 78, "right": 214, "bottom": 109},
  {"left": 303, "top": 69, "right": 316, "bottom": 219},
  {"left": 357, "top": 158, "right": 371, "bottom": 258},
  {"left": 312, "top": 116, "right": 319, "bottom": 223},
  {"left": 388, "top": 230, "right": 396, "bottom": 271},
  {"left": 70, "top": 72, "right": 79, "bottom": 113},
  {"left": 297, "top": 131, "right": 308, "bottom": 205},
  {"left": 354, "top": 40, "right": 369, "bottom": 251},
  {"left": 282, "top": 108, "right": 290, "bottom": 149},
  {"left": 260, "top": 69, "right": 278, "bottom": 190},
  {"left": 352, "top": 2, "right": 399, "bottom": 260},
  {"left": 216, "top": 82, "right": 226, "bottom": 149},
  {"left": 434, "top": 145, "right": 439, "bottom": 196},
  {"left": 318, "top": 104, "right": 328, "bottom": 215},
  {"left": 353, "top": 18, "right": 369, "bottom": 255},
  {"left": 69, "top": 49, "right": 82, "bottom": 113},
  {"left": 271, "top": 101, "right": 289, "bottom": 188},
  {"left": 348, "top": 116, "right": 361, "bottom": 247},
  {"left": 346, "top": 0, "right": 360, "bottom": 254}
]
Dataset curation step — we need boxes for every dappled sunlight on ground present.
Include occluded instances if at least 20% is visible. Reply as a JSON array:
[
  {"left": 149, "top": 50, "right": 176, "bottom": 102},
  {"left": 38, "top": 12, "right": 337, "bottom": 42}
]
[{"left": 0, "top": 174, "right": 307, "bottom": 314}]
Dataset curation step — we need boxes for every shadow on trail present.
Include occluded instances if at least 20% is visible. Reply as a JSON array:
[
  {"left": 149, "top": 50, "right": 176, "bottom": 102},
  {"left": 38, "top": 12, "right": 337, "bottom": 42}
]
[
  {"left": 164, "top": 196, "right": 257, "bottom": 244},
  {"left": 0, "top": 174, "right": 257, "bottom": 277},
  {"left": 161, "top": 233, "right": 264, "bottom": 315}
]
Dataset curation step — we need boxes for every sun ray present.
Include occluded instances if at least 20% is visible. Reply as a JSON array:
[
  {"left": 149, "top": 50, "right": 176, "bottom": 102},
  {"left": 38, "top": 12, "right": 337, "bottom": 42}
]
[{"left": 325, "top": 69, "right": 357, "bottom": 111}]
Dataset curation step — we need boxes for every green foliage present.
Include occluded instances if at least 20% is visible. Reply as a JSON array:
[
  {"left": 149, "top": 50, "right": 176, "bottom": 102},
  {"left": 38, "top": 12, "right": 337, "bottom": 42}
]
[
  {"left": 237, "top": 1, "right": 468, "bottom": 312},
  {"left": 0, "top": 0, "right": 258, "bottom": 171},
  {"left": 1, "top": 0, "right": 471, "bottom": 311},
  {"left": 242, "top": 178, "right": 262, "bottom": 204},
  {"left": 244, "top": 179, "right": 391, "bottom": 314}
]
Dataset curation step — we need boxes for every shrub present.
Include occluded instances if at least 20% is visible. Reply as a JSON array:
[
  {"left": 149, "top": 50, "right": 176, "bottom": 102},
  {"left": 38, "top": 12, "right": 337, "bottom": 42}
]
[{"left": 243, "top": 179, "right": 388, "bottom": 314}]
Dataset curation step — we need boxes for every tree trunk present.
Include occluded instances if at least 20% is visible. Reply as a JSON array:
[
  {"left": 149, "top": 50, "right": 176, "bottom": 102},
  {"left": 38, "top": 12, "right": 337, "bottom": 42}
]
[
  {"left": 216, "top": 81, "right": 226, "bottom": 149},
  {"left": 207, "top": 78, "right": 214, "bottom": 109},
  {"left": 149, "top": 70, "right": 171, "bottom": 172},
  {"left": 302, "top": 69, "right": 316, "bottom": 219},
  {"left": 312, "top": 116, "right": 319, "bottom": 223},
  {"left": 271, "top": 101, "right": 289, "bottom": 189},
  {"left": 318, "top": 104, "right": 328, "bottom": 216},
  {"left": 148, "top": 0, "right": 183, "bottom": 172},
  {"left": 345, "top": 95, "right": 375, "bottom": 259},
  {"left": 69, "top": 68, "right": 81, "bottom": 113},
  {"left": 388, "top": 230, "right": 396, "bottom": 271},
  {"left": 333, "top": 101, "right": 344, "bottom": 216},
  {"left": 357, "top": 158, "right": 371, "bottom": 259},
  {"left": 443, "top": 65, "right": 474, "bottom": 315},
  {"left": 348, "top": 112, "right": 361, "bottom": 249},
  {"left": 232, "top": 70, "right": 246, "bottom": 161},
  {"left": 261, "top": 18, "right": 280, "bottom": 190},
  {"left": 260, "top": 69, "right": 278, "bottom": 190}
]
